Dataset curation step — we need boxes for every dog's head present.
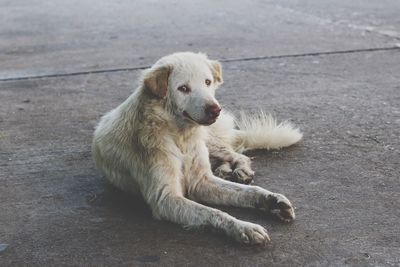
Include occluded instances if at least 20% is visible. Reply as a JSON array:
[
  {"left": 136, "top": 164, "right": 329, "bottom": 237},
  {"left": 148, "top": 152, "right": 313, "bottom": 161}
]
[{"left": 143, "top": 52, "right": 223, "bottom": 126}]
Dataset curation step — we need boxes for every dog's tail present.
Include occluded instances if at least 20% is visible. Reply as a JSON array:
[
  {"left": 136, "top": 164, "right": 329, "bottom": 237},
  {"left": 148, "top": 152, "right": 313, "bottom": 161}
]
[{"left": 232, "top": 111, "right": 303, "bottom": 153}]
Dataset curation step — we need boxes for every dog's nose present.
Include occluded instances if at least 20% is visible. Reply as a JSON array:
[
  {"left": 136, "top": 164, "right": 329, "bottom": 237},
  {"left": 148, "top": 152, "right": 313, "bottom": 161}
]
[{"left": 205, "top": 104, "right": 221, "bottom": 119}]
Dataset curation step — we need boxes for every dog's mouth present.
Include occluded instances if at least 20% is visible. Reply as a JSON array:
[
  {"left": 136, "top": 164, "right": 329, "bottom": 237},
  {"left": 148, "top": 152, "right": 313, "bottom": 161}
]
[{"left": 183, "top": 111, "right": 217, "bottom": 126}]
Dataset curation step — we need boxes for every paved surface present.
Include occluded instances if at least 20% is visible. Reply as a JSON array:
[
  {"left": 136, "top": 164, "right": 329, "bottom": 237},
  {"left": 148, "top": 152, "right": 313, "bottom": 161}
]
[{"left": 0, "top": 1, "right": 399, "bottom": 266}]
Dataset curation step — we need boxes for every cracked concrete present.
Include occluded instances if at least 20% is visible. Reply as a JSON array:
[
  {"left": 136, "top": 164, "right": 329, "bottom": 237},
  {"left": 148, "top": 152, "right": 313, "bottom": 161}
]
[
  {"left": 1, "top": 0, "right": 399, "bottom": 266},
  {"left": 2, "top": 46, "right": 399, "bottom": 82},
  {"left": 1, "top": 0, "right": 398, "bottom": 79}
]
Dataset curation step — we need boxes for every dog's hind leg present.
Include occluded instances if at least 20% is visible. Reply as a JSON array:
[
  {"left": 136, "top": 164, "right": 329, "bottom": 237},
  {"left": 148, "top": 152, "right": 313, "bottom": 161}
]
[
  {"left": 207, "top": 111, "right": 255, "bottom": 184},
  {"left": 189, "top": 176, "right": 295, "bottom": 223},
  {"left": 208, "top": 140, "right": 255, "bottom": 184}
]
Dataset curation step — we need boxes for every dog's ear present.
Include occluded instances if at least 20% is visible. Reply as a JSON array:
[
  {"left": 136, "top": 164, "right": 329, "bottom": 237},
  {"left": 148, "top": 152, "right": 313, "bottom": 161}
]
[
  {"left": 209, "top": 60, "right": 223, "bottom": 85},
  {"left": 143, "top": 66, "right": 172, "bottom": 98}
]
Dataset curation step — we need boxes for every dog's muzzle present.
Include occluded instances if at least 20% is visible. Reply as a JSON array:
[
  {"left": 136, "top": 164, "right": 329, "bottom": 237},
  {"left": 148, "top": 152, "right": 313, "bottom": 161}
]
[
  {"left": 183, "top": 104, "right": 221, "bottom": 126},
  {"left": 204, "top": 104, "right": 221, "bottom": 125}
]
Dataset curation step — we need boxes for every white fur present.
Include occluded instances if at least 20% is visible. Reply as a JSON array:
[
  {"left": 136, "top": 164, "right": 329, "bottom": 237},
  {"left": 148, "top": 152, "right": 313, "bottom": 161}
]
[
  {"left": 92, "top": 52, "right": 300, "bottom": 245},
  {"left": 233, "top": 110, "right": 303, "bottom": 153},
  {"left": 208, "top": 110, "right": 302, "bottom": 153}
]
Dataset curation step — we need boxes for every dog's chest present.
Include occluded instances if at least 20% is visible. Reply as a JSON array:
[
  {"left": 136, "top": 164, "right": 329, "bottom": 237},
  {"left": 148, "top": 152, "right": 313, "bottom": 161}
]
[
  {"left": 177, "top": 142, "right": 197, "bottom": 166},
  {"left": 172, "top": 138, "right": 199, "bottom": 172},
  {"left": 181, "top": 152, "right": 206, "bottom": 181},
  {"left": 170, "top": 127, "right": 210, "bottom": 178}
]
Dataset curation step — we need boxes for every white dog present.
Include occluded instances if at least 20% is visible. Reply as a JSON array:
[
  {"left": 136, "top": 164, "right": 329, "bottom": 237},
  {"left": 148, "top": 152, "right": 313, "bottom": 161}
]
[{"left": 92, "top": 52, "right": 302, "bottom": 245}]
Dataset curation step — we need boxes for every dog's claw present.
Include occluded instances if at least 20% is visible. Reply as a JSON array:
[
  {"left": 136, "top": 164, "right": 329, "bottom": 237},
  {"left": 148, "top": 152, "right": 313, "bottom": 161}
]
[
  {"left": 232, "top": 168, "right": 254, "bottom": 184},
  {"left": 271, "top": 207, "right": 295, "bottom": 222},
  {"left": 214, "top": 162, "right": 233, "bottom": 180},
  {"left": 262, "top": 193, "right": 296, "bottom": 222},
  {"left": 230, "top": 221, "right": 270, "bottom": 245}
]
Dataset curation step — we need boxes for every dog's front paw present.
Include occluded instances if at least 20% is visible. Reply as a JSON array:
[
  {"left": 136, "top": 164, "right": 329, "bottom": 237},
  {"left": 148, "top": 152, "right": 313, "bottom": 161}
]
[
  {"left": 260, "top": 193, "right": 295, "bottom": 222},
  {"left": 229, "top": 221, "right": 270, "bottom": 245}
]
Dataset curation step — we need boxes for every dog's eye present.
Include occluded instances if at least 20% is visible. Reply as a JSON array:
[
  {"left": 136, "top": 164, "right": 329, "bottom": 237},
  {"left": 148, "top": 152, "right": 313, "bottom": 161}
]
[
  {"left": 177, "top": 85, "right": 191, "bottom": 94},
  {"left": 205, "top": 79, "right": 211, "bottom": 86}
]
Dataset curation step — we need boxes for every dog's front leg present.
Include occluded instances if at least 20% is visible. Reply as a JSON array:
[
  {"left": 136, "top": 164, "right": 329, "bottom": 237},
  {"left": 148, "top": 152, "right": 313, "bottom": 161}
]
[
  {"left": 150, "top": 192, "right": 270, "bottom": 244},
  {"left": 142, "top": 169, "right": 270, "bottom": 244},
  {"left": 189, "top": 176, "right": 295, "bottom": 222}
]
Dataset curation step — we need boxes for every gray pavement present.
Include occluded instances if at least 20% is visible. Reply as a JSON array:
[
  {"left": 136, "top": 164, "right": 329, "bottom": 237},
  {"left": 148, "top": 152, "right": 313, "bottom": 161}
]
[{"left": 0, "top": 1, "right": 399, "bottom": 266}]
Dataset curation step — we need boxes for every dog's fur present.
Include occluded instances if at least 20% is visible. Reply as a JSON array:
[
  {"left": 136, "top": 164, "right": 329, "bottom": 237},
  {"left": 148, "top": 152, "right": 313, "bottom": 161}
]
[{"left": 92, "top": 52, "right": 302, "bottom": 244}]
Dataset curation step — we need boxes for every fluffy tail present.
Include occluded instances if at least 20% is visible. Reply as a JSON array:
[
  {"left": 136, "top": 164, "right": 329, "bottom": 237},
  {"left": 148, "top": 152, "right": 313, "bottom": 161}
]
[{"left": 232, "top": 111, "right": 303, "bottom": 153}]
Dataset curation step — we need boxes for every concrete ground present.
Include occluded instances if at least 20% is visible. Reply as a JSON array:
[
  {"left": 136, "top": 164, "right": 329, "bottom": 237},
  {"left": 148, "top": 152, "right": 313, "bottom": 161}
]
[{"left": 1, "top": 0, "right": 399, "bottom": 266}]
